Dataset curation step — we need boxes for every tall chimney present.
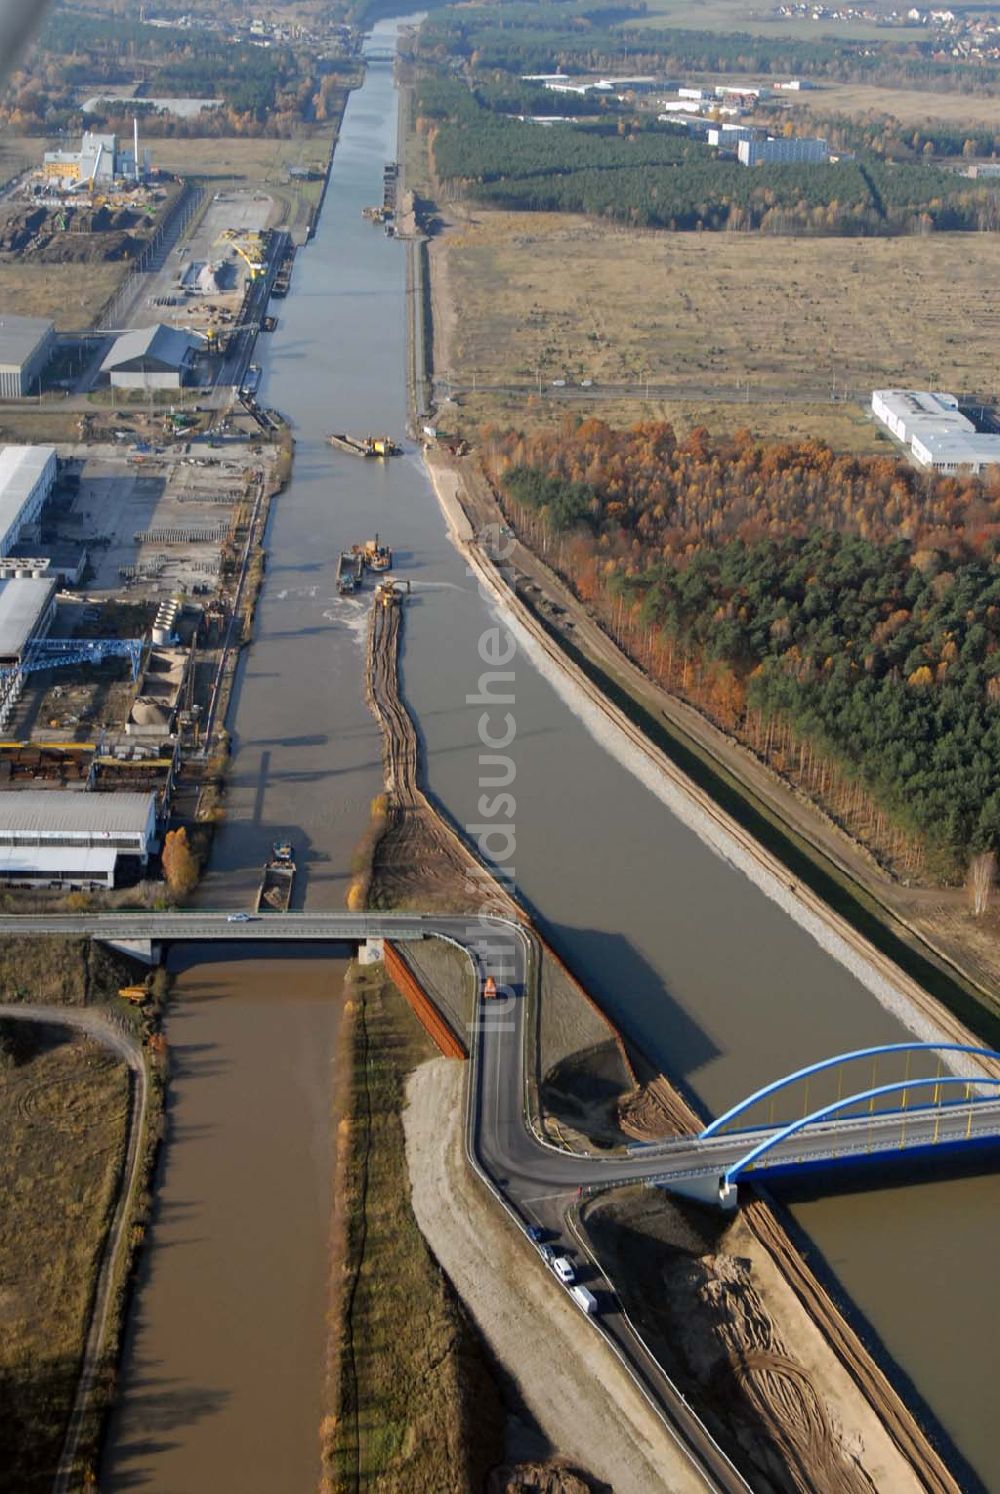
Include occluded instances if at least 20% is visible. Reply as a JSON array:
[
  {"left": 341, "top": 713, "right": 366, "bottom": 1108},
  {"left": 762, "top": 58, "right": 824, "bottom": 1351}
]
[{"left": 133, "top": 115, "right": 140, "bottom": 183}]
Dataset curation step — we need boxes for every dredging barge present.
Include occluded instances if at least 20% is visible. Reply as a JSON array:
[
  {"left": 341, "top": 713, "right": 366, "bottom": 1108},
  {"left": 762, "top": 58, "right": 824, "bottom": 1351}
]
[
  {"left": 327, "top": 432, "right": 402, "bottom": 458},
  {"left": 255, "top": 841, "right": 296, "bottom": 913}
]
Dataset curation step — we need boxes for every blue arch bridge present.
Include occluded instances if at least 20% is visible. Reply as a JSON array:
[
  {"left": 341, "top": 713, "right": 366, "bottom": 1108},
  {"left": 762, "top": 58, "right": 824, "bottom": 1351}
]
[{"left": 629, "top": 1043, "right": 1000, "bottom": 1209}]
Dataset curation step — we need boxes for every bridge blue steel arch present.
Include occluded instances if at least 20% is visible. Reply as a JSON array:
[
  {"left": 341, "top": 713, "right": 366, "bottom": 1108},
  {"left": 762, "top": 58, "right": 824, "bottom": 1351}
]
[
  {"left": 701, "top": 1043, "right": 1000, "bottom": 1138},
  {"left": 723, "top": 1075, "right": 1000, "bottom": 1186}
]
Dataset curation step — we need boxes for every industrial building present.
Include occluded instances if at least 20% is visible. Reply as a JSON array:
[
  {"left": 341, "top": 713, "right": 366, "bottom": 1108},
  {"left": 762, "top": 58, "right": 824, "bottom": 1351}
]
[
  {"left": 42, "top": 126, "right": 149, "bottom": 189},
  {"left": 708, "top": 124, "right": 761, "bottom": 148},
  {"left": 0, "top": 790, "right": 158, "bottom": 888},
  {"left": 100, "top": 324, "right": 201, "bottom": 389},
  {"left": 0, "top": 315, "right": 56, "bottom": 398},
  {"left": 910, "top": 432, "right": 1000, "bottom": 474},
  {"left": 738, "top": 136, "right": 829, "bottom": 166},
  {"left": 0, "top": 445, "right": 57, "bottom": 555},
  {"left": 0, "top": 575, "right": 57, "bottom": 668},
  {"left": 871, "top": 389, "right": 971, "bottom": 446},
  {"left": 871, "top": 389, "right": 1000, "bottom": 473}
]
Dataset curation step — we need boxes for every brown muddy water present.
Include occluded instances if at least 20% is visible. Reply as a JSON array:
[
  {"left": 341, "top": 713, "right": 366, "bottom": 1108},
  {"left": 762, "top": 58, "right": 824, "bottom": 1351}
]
[
  {"left": 103, "top": 949, "right": 347, "bottom": 1492},
  {"left": 102, "top": 16, "right": 997, "bottom": 1490}
]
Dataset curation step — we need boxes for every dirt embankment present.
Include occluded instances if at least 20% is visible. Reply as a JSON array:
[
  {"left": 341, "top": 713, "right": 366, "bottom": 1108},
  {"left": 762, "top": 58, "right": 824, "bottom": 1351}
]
[
  {"left": 582, "top": 1186, "right": 932, "bottom": 1494},
  {"left": 364, "top": 590, "right": 519, "bottom": 915}
]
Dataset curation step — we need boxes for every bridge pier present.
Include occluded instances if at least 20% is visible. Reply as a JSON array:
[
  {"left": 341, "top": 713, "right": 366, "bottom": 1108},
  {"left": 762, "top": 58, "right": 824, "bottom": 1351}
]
[
  {"left": 101, "top": 937, "right": 161, "bottom": 967},
  {"left": 659, "top": 1174, "right": 738, "bottom": 1212},
  {"left": 359, "top": 937, "right": 384, "bottom": 966}
]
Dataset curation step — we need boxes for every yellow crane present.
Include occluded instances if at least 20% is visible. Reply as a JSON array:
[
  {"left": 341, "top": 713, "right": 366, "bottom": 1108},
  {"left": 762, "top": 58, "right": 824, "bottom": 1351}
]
[{"left": 215, "top": 228, "right": 267, "bottom": 281}]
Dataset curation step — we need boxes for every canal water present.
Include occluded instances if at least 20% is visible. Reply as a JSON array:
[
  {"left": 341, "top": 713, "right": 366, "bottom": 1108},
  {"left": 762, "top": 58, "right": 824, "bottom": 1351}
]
[
  {"left": 106, "top": 17, "right": 998, "bottom": 1488},
  {"left": 104, "top": 950, "right": 347, "bottom": 1492}
]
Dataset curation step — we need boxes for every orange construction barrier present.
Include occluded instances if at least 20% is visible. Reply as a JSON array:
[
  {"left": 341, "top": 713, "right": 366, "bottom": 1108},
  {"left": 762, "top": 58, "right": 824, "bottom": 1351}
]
[{"left": 383, "top": 942, "right": 467, "bottom": 1059}]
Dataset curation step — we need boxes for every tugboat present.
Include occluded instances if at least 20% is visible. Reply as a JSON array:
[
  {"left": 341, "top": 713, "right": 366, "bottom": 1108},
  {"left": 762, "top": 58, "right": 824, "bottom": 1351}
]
[{"left": 357, "top": 533, "right": 392, "bottom": 572}]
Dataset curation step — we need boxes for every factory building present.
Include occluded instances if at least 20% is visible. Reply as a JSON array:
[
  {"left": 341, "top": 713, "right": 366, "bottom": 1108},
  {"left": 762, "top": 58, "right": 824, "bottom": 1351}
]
[
  {"left": 0, "top": 445, "right": 57, "bottom": 555},
  {"left": 738, "top": 136, "right": 829, "bottom": 166},
  {"left": 100, "top": 324, "right": 201, "bottom": 389},
  {"left": 871, "top": 389, "right": 972, "bottom": 446},
  {"left": 0, "top": 575, "right": 57, "bottom": 669},
  {"left": 0, "top": 790, "right": 158, "bottom": 888},
  {"left": 708, "top": 124, "right": 761, "bottom": 148},
  {"left": 0, "top": 315, "right": 56, "bottom": 398},
  {"left": 871, "top": 389, "right": 1000, "bottom": 473},
  {"left": 42, "top": 126, "right": 149, "bottom": 189}
]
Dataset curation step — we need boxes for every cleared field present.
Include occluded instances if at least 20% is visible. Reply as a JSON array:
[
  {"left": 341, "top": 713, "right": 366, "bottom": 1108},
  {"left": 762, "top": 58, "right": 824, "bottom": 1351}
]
[
  {"left": 448, "top": 390, "right": 889, "bottom": 450},
  {"left": 0, "top": 261, "right": 123, "bottom": 328},
  {"left": 791, "top": 80, "right": 1000, "bottom": 125},
  {"left": 154, "top": 130, "right": 337, "bottom": 237},
  {"left": 630, "top": 0, "right": 896, "bottom": 41},
  {"left": 435, "top": 211, "right": 1000, "bottom": 409},
  {"left": 153, "top": 132, "right": 333, "bottom": 183},
  {"left": 0, "top": 1021, "right": 129, "bottom": 1493}
]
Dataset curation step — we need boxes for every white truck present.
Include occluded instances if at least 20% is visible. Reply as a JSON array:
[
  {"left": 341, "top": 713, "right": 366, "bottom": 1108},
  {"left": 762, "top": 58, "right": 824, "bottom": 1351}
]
[{"left": 570, "top": 1284, "right": 598, "bottom": 1315}]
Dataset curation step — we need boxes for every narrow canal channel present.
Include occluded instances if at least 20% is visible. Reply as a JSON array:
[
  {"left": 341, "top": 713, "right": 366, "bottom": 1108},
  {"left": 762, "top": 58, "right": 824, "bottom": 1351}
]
[{"left": 106, "top": 18, "right": 998, "bottom": 1489}]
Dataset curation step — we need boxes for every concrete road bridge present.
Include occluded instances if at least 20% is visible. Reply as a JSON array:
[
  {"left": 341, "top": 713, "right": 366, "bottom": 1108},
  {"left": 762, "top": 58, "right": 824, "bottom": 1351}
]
[{"left": 3, "top": 910, "right": 998, "bottom": 1205}]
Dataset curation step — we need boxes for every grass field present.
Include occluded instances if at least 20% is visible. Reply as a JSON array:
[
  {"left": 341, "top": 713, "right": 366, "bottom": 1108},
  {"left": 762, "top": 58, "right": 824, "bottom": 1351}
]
[
  {"left": 0, "top": 261, "right": 124, "bottom": 329},
  {"left": 153, "top": 128, "right": 339, "bottom": 237},
  {"left": 0, "top": 133, "right": 35, "bottom": 182},
  {"left": 628, "top": 0, "right": 898, "bottom": 41},
  {"left": 448, "top": 389, "right": 888, "bottom": 449},
  {"left": 790, "top": 80, "right": 1000, "bottom": 126},
  {"left": 0, "top": 1021, "right": 129, "bottom": 1493},
  {"left": 434, "top": 211, "right": 1000, "bottom": 425},
  {"left": 323, "top": 969, "right": 503, "bottom": 1493}
]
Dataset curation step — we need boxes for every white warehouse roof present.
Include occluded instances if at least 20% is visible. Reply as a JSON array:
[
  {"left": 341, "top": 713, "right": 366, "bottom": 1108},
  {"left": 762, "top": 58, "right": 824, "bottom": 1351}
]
[
  {"left": 0, "top": 575, "right": 55, "bottom": 660},
  {"left": 0, "top": 445, "right": 56, "bottom": 552},
  {"left": 872, "top": 389, "right": 1000, "bottom": 470},
  {"left": 0, "top": 791, "right": 156, "bottom": 839},
  {"left": 0, "top": 315, "right": 54, "bottom": 373},
  {"left": 0, "top": 845, "right": 118, "bottom": 877},
  {"left": 911, "top": 431, "right": 1000, "bottom": 473},
  {"left": 871, "top": 389, "right": 974, "bottom": 444}
]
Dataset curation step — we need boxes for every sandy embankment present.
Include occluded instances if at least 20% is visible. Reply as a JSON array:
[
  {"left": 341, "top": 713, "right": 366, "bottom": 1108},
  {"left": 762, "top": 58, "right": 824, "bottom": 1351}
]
[{"left": 403, "top": 1057, "right": 707, "bottom": 1494}]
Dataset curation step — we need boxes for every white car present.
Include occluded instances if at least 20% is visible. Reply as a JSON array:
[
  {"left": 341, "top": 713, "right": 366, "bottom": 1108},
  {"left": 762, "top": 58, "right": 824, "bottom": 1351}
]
[
  {"left": 551, "top": 1255, "right": 575, "bottom": 1285},
  {"left": 227, "top": 912, "right": 254, "bottom": 923}
]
